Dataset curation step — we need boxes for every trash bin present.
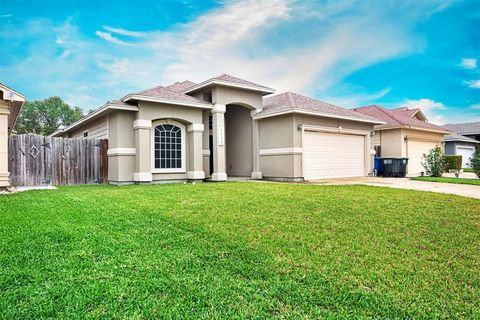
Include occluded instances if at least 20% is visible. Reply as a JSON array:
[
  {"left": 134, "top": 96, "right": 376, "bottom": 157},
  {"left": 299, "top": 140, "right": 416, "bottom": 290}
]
[
  {"left": 381, "top": 158, "right": 409, "bottom": 177},
  {"left": 374, "top": 157, "right": 384, "bottom": 176}
]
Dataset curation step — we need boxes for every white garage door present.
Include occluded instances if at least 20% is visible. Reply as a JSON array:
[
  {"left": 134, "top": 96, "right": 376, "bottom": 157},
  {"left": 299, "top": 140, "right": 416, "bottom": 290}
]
[
  {"left": 456, "top": 146, "right": 475, "bottom": 168},
  {"left": 407, "top": 140, "right": 438, "bottom": 176},
  {"left": 304, "top": 131, "right": 365, "bottom": 179}
]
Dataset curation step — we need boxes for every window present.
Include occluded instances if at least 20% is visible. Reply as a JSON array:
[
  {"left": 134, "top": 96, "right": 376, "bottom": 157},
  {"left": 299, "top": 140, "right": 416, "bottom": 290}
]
[
  {"left": 154, "top": 123, "right": 184, "bottom": 170},
  {"left": 83, "top": 131, "right": 88, "bottom": 138}
]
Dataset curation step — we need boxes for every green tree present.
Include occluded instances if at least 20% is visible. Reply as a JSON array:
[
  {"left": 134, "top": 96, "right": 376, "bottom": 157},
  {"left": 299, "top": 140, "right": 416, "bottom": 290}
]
[
  {"left": 470, "top": 148, "right": 480, "bottom": 178},
  {"left": 14, "top": 96, "right": 83, "bottom": 136},
  {"left": 421, "top": 146, "right": 445, "bottom": 177}
]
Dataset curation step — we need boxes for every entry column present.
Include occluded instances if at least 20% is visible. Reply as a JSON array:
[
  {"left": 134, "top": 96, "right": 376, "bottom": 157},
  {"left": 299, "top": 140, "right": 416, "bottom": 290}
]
[
  {"left": 187, "top": 123, "right": 205, "bottom": 180},
  {"left": 133, "top": 119, "right": 153, "bottom": 182},
  {"left": 211, "top": 103, "right": 227, "bottom": 181},
  {"left": 0, "top": 101, "right": 9, "bottom": 187}
]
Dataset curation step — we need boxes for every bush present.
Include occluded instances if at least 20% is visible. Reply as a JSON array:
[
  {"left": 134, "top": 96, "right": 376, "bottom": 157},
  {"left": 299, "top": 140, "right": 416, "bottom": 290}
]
[
  {"left": 443, "top": 155, "right": 462, "bottom": 172},
  {"left": 470, "top": 148, "right": 480, "bottom": 178},
  {"left": 421, "top": 146, "right": 445, "bottom": 177}
]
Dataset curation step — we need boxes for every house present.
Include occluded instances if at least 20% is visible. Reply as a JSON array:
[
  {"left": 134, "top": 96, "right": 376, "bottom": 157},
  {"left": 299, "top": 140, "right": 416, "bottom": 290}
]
[
  {"left": 0, "top": 83, "right": 26, "bottom": 188},
  {"left": 353, "top": 105, "right": 450, "bottom": 176},
  {"left": 51, "top": 74, "right": 383, "bottom": 183},
  {"left": 442, "top": 122, "right": 480, "bottom": 168}
]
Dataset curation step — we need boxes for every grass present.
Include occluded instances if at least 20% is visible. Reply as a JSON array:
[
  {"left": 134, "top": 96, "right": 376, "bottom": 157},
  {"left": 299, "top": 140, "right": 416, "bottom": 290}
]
[
  {"left": 411, "top": 176, "right": 480, "bottom": 185},
  {"left": 1, "top": 182, "right": 479, "bottom": 319},
  {"left": 463, "top": 168, "right": 475, "bottom": 173}
]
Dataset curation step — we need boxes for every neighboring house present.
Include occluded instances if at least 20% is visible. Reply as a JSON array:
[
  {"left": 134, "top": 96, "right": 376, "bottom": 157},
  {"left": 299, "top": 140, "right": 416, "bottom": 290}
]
[
  {"left": 353, "top": 105, "right": 450, "bottom": 176},
  {"left": 52, "top": 74, "right": 383, "bottom": 183},
  {"left": 0, "top": 83, "right": 26, "bottom": 188},
  {"left": 442, "top": 122, "right": 480, "bottom": 168}
]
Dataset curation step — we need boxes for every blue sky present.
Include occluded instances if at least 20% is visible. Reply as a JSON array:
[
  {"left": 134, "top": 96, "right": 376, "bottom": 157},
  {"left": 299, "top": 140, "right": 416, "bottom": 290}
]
[{"left": 1, "top": 0, "right": 479, "bottom": 124}]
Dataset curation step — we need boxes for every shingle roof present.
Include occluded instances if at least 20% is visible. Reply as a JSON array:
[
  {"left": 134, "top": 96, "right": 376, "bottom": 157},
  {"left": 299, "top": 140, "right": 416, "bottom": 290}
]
[
  {"left": 392, "top": 107, "right": 421, "bottom": 118},
  {"left": 183, "top": 73, "right": 275, "bottom": 94},
  {"left": 353, "top": 105, "right": 449, "bottom": 132},
  {"left": 258, "top": 92, "right": 382, "bottom": 123},
  {"left": 442, "top": 122, "right": 480, "bottom": 135},
  {"left": 165, "top": 80, "right": 197, "bottom": 93},
  {"left": 443, "top": 133, "right": 480, "bottom": 143},
  {"left": 132, "top": 85, "right": 210, "bottom": 104}
]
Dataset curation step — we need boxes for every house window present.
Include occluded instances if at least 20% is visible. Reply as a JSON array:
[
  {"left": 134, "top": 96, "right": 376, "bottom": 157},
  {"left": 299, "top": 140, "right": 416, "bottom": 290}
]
[
  {"left": 83, "top": 131, "right": 88, "bottom": 138},
  {"left": 154, "top": 123, "right": 184, "bottom": 170}
]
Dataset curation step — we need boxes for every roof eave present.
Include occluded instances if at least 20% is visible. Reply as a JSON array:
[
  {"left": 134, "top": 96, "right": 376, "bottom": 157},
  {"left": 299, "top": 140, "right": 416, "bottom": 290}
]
[
  {"left": 123, "top": 94, "right": 213, "bottom": 109},
  {"left": 49, "top": 103, "right": 139, "bottom": 137},
  {"left": 253, "top": 109, "right": 385, "bottom": 124},
  {"left": 183, "top": 80, "right": 275, "bottom": 96},
  {"left": 375, "top": 125, "right": 450, "bottom": 134}
]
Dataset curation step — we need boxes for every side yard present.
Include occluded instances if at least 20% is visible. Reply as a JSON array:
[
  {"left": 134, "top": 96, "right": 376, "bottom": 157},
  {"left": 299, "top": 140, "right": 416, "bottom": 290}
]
[{"left": 1, "top": 182, "right": 479, "bottom": 318}]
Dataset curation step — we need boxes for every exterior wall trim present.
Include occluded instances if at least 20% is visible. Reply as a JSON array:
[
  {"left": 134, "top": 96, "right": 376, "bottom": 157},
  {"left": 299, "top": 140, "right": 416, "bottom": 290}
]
[
  {"left": 107, "top": 148, "right": 136, "bottom": 156},
  {"left": 124, "top": 95, "right": 213, "bottom": 110},
  {"left": 133, "top": 119, "right": 152, "bottom": 129},
  {"left": 259, "top": 147, "right": 303, "bottom": 156},
  {"left": 254, "top": 109, "right": 384, "bottom": 125},
  {"left": 187, "top": 123, "right": 205, "bottom": 132},
  {"left": 187, "top": 171, "right": 205, "bottom": 179},
  {"left": 202, "top": 149, "right": 211, "bottom": 156},
  {"left": 133, "top": 172, "right": 153, "bottom": 182},
  {"left": 183, "top": 79, "right": 275, "bottom": 95}
]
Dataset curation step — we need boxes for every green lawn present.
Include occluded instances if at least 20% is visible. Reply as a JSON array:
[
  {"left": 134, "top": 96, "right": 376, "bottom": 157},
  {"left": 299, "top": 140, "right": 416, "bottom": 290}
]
[
  {"left": 463, "top": 168, "right": 475, "bottom": 173},
  {"left": 1, "top": 183, "right": 479, "bottom": 319},
  {"left": 411, "top": 176, "right": 480, "bottom": 185}
]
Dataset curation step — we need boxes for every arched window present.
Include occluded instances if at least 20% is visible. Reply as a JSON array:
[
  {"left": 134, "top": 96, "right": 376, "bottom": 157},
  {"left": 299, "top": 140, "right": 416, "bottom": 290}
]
[{"left": 154, "top": 122, "right": 185, "bottom": 171}]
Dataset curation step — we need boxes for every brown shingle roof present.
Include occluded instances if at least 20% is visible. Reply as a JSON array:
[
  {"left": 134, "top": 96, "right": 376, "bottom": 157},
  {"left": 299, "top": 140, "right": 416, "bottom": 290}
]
[
  {"left": 183, "top": 73, "right": 275, "bottom": 94},
  {"left": 354, "top": 105, "right": 449, "bottom": 132},
  {"left": 259, "top": 92, "right": 382, "bottom": 123},
  {"left": 443, "top": 133, "right": 480, "bottom": 143},
  {"left": 132, "top": 85, "right": 210, "bottom": 104},
  {"left": 442, "top": 122, "right": 480, "bottom": 135},
  {"left": 165, "top": 80, "right": 197, "bottom": 93}
]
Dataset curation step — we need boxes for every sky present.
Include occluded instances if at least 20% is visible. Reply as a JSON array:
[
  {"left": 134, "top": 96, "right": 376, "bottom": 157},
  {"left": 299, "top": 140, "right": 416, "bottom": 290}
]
[{"left": 0, "top": 0, "right": 479, "bottom": 124}]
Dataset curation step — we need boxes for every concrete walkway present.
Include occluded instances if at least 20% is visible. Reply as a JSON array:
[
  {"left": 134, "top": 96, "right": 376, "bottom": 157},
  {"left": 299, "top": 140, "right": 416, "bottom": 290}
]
[{"left": 309, "top": 177, "right": 480, "bottom": 199}]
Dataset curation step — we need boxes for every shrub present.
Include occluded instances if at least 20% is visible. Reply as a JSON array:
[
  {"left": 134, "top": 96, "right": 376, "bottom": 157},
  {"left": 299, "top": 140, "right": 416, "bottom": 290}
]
[
  {"left": 470, "top": 148, "right": 480, "bottom": 178},
  {"left": 421, "top": 146, "right": 445, "bottom": 177},
  {"left": 443, "top": 155, "right": 462, "bottom": 172}
]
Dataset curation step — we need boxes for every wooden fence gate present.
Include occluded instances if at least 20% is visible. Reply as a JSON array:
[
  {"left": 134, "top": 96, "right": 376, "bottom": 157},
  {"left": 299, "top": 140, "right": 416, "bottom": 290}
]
[{"left": 8, "top": 134, "right": 108, "bottom": 186}]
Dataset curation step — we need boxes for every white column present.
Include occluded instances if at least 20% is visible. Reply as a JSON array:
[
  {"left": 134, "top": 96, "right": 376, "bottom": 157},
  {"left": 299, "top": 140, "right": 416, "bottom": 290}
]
[
  {"left": 187, "top": 123, "right": 205, "bottom": 180},
  {"left": 133, "top": 119, "right": 153, "bottom": 182},
  {"left": 251, "top": 111, "right": 262, "bottom": 179},
  {"left": 211, "top": 103, "right": 227, "bottom": 181},
  {"left": 0, "top": 101, "right": 9, "bottom": 187}
]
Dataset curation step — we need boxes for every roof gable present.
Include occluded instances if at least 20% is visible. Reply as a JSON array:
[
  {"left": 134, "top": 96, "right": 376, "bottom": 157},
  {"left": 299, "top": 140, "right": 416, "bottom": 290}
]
[
  {"left": 183, "top": 73, "right": 275, "bottom": 95},
  {"left": 165, "top": 80, "right": 197, "bottom": 93},
  {"left": 354, "top": 105, "right": 448, "bottom": 132}
]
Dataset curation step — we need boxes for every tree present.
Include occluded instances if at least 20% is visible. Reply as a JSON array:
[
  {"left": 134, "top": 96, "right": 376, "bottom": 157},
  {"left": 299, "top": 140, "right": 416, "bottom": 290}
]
[
  {"left": 14, "top": 96, "right": 83, "bottom": 136},
  {"left": 470, "top": 148, "right": 480, "bottom": 178},
  {"left": 421, "top": 146, "right": 445, "bottom": 177}
]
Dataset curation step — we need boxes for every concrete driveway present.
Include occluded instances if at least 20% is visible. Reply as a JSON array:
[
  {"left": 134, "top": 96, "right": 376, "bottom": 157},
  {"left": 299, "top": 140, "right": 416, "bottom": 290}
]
[{"left": 309, "top": 177, "right": 480, "bottom": 199}]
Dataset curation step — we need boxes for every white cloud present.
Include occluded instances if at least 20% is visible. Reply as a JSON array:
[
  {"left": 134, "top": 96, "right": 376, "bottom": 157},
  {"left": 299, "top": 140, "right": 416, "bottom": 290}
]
[
  {"left": 322, "top": 87, "right": 392, "bottom": 108},
  {"left": 460, "top": 58, "right": 477, "bottom": 69},
  {"left": 59, "top": 49, "right": 72, "bottom": 59},
  {"left": 95, "top": 30, "right": 132, "bottom": 46},
  {"left": 464, "top": 79, "right": 480, "bottom": 89},
  {"left": 401, "top": 98, "right": 446, "bottom": 123},
  {"left": 103, "top": 26, "right": 146, "bottom": 37},
  {"left": 470, "top": 103, "right": 480, "bottom": 110},
  {"left": 0, "top": 14, "right": 12, "bottom": 18}
]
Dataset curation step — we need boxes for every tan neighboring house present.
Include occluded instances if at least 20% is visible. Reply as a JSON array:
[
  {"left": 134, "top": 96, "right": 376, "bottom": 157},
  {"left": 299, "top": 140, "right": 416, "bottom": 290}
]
[
  {"left": 0, "top": 83, "right": 26, "bottom": 188},
  {"left": 354, "top": 105, "right": 450, "bottom": 176},
  {"left": 51, "top": 74, "right": 383, "bottom": 184}
]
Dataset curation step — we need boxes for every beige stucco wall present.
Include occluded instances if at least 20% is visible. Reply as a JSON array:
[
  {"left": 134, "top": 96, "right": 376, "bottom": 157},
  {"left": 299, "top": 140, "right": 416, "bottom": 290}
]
[
  {"left": 213, "top": 87, "right": 263, "bottom": 110},
  {"left": 374, "top": 128, "right": 445, "bottom": 158},
  {"left": 68, "top": 116, "right": 108, "bottom": 139},
  {"left": 107, "top": 111, "right": 136, "bottom": 183},
  {"left": 0, "top": 100, "right": 9, "bottom": 187},
  {"left": 225, "top": 105, "right": 253, "bottom": 176},
  {"left": 135, "top": 101, "right": 205, "bottom": 182},
  {"left": 258, "top": 113, "right": 376, "bottom": 180}
]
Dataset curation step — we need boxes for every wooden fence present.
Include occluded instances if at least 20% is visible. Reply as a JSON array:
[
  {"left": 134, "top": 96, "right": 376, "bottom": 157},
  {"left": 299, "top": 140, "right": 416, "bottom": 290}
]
[{"left": 8, "top": 134, "right": 108, "bottom": 186}]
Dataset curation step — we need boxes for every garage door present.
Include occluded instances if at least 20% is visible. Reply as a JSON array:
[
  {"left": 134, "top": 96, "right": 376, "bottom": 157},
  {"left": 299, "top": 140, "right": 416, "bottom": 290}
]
[
  {"left": 456, "top": 146, "right": 475, "bottom": 168},
  {"left": 407, "top": 140, "right": 438, "bottom": 176},
  {"left": 304, "top": 131, "right": 365, "bottom": 179}
]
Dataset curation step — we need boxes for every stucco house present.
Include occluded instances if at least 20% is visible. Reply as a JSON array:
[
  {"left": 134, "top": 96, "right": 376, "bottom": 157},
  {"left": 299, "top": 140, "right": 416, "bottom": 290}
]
[
  {"left": 442, "top": 122, "right": 480, "bottom": 168},
  {"left": 51, "top": 74, "right": 383, "bottom": 183},
  {"left": 0, "top": 83, "right": 26, "bottom": 188},
  {"left": 353, "top": 105, "right": 450, "bottom": 176}
]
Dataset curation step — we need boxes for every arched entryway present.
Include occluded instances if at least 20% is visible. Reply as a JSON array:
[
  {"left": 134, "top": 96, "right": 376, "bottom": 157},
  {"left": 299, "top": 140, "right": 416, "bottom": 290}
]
[{"left": 224, "top": 104, "right": 253, "bottom": 177}]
